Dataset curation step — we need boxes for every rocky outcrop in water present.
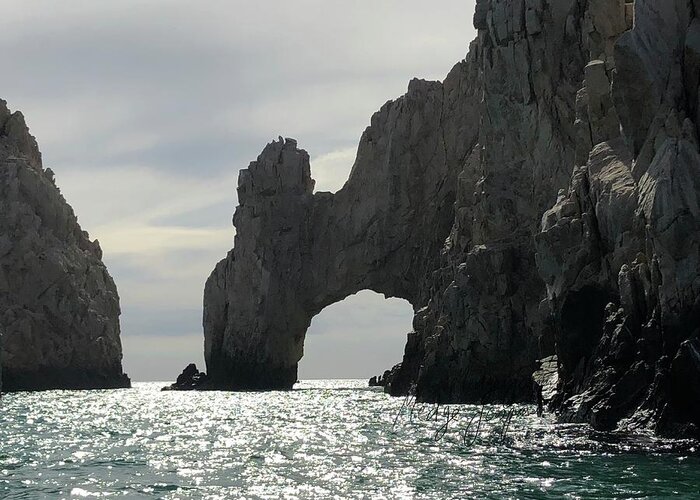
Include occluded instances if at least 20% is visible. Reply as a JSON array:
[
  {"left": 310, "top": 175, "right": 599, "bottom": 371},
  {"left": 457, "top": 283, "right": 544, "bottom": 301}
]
[
  {"left": 386, "top": 0, "right": 592, "bottom": 404},
  {"left": 368, "top": 363, "right": 402, "bottom": 390},
  {"left": 204, "top": 60, "right": 480, "bottom": 388},
  {"left": 162, "top": 363, "right": 208, "bottom": 391},
  {"left": 0, "top": 100, "right": 130, "bottom": 391},
  {"left": 204, "top": 1, "right": 700, "bottom": 436}
]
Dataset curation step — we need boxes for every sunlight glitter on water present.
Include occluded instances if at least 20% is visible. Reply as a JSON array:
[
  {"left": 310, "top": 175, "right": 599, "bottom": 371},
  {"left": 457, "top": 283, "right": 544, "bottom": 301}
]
[{"left": 1, "top": 380, "right": 699, "bottom": 499}]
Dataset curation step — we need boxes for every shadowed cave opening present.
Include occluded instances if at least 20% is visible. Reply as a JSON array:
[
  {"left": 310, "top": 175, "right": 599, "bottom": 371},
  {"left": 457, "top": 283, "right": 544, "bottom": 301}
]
[
  {"left": 297, "top": 290, "right": 413, "bottom": 380},
  {"left": 558, "top": 285, "right": 615, "bottom": 376}
]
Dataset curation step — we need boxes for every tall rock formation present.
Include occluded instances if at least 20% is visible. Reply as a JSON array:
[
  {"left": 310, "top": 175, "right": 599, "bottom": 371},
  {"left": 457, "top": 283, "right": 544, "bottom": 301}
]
[
  {"left": 389, "top": 0, "right": 589, "bottom": 403},
  {"left": 204, "top": 62, "right": 480, "bottom": 389},
  {"left": 0, "top": 100, "right": 130, "bottom": 391},
  {"left": 204, "top": 0, "right": 700, "bottom": 436},
  {"left": 536, "top": 0, "right": 700, "bottom": 436}
]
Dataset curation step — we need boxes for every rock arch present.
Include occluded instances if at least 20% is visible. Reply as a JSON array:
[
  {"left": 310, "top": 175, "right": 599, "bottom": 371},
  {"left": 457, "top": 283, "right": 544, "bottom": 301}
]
[
  {"left": 200, "top": 0, "right": 700, "bottom": 435},
  {"left": 203, "top": 0, "right": 594, "bottom": 401},
  {"left": 203, "top": 65, "right": 480, "bottom": 390}
]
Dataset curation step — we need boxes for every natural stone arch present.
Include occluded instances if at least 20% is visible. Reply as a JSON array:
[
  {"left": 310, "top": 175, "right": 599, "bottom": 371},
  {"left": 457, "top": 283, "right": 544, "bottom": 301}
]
[{"left": 203, "top": 65, "right": 480, "bottom": 390}]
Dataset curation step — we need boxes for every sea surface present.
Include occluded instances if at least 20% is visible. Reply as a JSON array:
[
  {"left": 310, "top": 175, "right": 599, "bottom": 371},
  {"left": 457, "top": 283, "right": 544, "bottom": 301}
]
[{"left": 1, "top": 380, "right": 699, "bottom": 499}]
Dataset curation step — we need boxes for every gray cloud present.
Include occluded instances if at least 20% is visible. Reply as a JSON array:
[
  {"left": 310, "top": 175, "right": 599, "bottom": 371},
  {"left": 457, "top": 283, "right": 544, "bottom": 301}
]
[
  {"left": 2, "top": 0, "right": 476, "bottom": 381},
  {"left": 300, "top": 291, "right": 413, "bottom": 380}
]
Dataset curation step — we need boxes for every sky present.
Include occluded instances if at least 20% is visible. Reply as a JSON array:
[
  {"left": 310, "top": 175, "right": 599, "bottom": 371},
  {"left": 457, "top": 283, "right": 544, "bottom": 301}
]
[{"left": 1, "top": 1, "right": 477, "bottom": 381}]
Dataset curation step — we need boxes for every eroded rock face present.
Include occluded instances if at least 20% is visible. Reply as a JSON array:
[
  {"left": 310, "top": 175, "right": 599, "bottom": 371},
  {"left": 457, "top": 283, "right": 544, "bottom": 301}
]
[
  {"left": 204, "top": 0, "right": 587, "bottom": 401},
  {"left": 536, "top": 0, "right": 700, "bottom": 437},
  {"left": 204, "top": 61, "right": 481, "bottom": 389},
  {"left": 205, "top": 0, "right": 700, "bottom": 435},
  {"left": 390, "top": 0, "right": 589, "bottom": 403},
  {"left": 0, "top": 100, "right": 129, "bottom": 391}
]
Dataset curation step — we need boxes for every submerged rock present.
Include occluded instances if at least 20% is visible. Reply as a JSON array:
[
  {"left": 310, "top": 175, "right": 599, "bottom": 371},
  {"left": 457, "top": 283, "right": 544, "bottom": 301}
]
[
  {"left": 0, "top": 100, "right": 129, "bottom": 391},
  {"left": 162, "top": 363, "right": 208, "bottom": 391}
]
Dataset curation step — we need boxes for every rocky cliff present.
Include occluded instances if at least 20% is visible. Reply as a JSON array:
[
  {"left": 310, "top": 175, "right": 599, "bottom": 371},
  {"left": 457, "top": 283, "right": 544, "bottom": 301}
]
[
  {"left": 389, "top": 0, "right": 590, "bottom": 403},
  {"left": 0, "top": 100, "right": 130, "bottom": 391},
  {"left": 536, "top": 0, "right": 700, "bottom": 436},
  {"left": 204, "top": 0, "right": 700, "bottom": 436}
]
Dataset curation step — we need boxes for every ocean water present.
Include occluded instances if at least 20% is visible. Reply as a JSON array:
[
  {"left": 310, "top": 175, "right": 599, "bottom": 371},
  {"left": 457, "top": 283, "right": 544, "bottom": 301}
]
[{"left": 0, "top": 380, "right": 698, "bottom": 499}]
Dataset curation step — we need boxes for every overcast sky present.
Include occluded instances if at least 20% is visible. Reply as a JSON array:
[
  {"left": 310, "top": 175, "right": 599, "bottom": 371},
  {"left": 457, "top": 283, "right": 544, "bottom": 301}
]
[{"left": 2, "top": 1, "right": 476, "bottom": 381}]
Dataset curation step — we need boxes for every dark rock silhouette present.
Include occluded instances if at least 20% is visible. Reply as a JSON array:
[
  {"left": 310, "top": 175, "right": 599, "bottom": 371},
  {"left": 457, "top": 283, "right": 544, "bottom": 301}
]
[
  {"left": 0, "top": 100, "right": 129, "bottom": 391},
  {"left": 369, "top": 363, "right": 401, "bottom": 390},
  {"left": 162, "top": 364, "right": 208, "bottom": 391}
]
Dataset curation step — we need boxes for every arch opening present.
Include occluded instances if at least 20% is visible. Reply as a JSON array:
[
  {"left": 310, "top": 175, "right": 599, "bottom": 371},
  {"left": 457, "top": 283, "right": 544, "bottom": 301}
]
[{"left": 297, "top": 290, "right": 413, "bottom": 381}]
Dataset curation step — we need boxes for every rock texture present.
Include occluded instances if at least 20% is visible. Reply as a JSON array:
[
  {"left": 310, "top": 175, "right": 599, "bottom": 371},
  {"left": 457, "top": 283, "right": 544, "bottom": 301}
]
[
  {"left": 0, "top": 100, "right": 129, "bottom": 391},
  {"left": 388, "top": 0, "right": 590, "bottom": 404},
  {"left": 205, "top": 0, "right": 700, "bottom": 436},
  {"left": 162, "top": 363, "right": 208, "bottom": 391},
  {"left": 368, "top": 363, "right": 402, "bottom": 390},
  {"left": 536, "top": 0, "right": 700, "bottom": 437},
  {"left": 204, "top": 61, "right": 480, "bottom": 388}
]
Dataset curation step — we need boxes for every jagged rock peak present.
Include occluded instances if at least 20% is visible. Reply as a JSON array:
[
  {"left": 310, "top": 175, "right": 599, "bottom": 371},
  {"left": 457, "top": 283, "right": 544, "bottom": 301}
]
[
  {"left": 0, "top": 99, "right": 41, "bottom": 170},
  {"left": 0, "top": 99, "right": 130, "bottom": 391}
]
